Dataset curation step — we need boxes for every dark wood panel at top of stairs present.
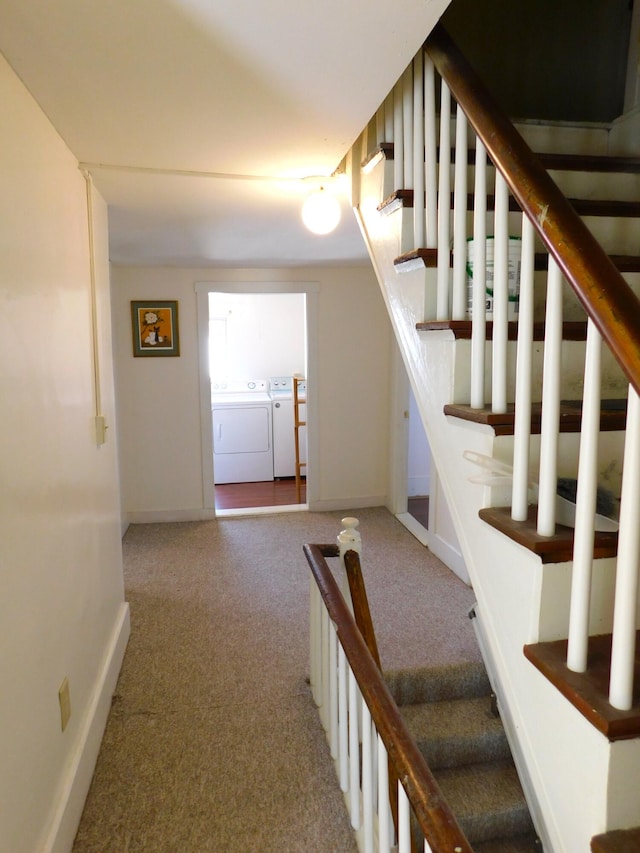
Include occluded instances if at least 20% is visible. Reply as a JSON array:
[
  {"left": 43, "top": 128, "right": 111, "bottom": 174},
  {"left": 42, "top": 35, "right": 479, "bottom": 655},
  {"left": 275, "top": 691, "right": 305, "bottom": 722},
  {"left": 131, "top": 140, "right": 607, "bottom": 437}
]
[
  {"left": 416, "top": 320, "right": 588, "bottom": 340},
  {"left": 591, "top": 827, "right": 640, "bottom": 853},
  {"left": 523, "top": 633, "right": 640, "bottom": 740},
  {"left": 444, "top": 399, "right": 627, "bottom": 435},
  {"left": 363, "top": 143, "right": 640, "bottom": 175},
  {"left": 396, "top": 248, "right": 640, "bottom": 273},
  {"left": 478, "top": 505, "right": 618, "bottom": 564}
]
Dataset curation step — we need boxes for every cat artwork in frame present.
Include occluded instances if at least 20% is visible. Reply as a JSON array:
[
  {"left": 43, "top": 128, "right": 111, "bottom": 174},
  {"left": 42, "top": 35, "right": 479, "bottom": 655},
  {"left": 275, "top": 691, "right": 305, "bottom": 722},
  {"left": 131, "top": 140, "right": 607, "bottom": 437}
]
[{"left": 131, "top": 300, "right": 180, "bottom": 357}]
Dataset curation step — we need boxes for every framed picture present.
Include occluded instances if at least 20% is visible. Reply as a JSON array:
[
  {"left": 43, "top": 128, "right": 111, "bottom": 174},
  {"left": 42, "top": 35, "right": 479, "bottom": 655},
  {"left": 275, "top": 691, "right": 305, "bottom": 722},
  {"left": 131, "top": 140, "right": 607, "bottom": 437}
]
[{"left": 131, "top": 300, "right": 180, "bottom": 357}]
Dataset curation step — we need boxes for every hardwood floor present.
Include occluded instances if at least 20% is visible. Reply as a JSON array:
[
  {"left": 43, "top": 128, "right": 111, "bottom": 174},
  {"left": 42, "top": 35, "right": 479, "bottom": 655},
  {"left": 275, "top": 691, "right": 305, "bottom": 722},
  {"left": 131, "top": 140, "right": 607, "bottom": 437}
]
[
  {"left": 408, "top": 496, "right": 429, "bottom": 529},
  {"left": 215, "top": 478, "right": 306, "bottom": 510}
]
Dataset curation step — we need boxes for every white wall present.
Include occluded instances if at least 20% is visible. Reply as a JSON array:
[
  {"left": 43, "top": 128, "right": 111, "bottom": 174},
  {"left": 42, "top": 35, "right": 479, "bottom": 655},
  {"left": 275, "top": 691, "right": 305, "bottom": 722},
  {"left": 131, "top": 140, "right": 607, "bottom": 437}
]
[
  {"left": 0, "top": 54, "right": 128, "bottom": 852},
  {"left": 111, "top": 265, "right": 392, "bottom": 519}
]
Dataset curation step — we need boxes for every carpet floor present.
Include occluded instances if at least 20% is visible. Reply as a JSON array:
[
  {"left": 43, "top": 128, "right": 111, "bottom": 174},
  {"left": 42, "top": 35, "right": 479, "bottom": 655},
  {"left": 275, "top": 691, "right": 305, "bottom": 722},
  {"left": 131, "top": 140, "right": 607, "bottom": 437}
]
[{"left": 72, "top": 507, "right": 480, "bottom": 852}]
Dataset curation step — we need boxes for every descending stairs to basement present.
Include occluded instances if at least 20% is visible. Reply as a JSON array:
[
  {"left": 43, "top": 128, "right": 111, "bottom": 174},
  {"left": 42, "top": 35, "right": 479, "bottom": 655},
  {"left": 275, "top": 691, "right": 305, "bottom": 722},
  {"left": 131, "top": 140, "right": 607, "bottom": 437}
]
[{"left": 385, "top": 661, "right": 540, "bottom": 851}]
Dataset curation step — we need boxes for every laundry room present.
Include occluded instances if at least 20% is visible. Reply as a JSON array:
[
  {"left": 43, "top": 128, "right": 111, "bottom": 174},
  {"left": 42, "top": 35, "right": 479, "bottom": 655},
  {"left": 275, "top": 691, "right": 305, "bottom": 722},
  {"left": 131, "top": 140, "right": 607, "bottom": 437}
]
[{"left": 208, "top": 290, "right": 307, "bottom": 500}]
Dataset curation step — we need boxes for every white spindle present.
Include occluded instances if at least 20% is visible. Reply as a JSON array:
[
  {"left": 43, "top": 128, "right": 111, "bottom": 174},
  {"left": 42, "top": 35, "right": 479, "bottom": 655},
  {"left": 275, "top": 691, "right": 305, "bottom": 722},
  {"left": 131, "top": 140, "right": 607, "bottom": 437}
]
[
  {"left": 398, "top": 781, "right": 411, "bottom": 853},
  {"left": 362, "top": 700, "right": 374, "bottom": 853},
  {"left": 384, "top": 92, "right": 394, "bottom": 142},
  {"left": 436, "top": 81, "right": 451, "bottom": 320},
  {"left": 402, "top": 65, "right": 414, "bottom": 189},
  {"left": 511, "top": 216, "right": 535, "bottom": 520},
  {"left": 537, "top": 258, "right": 563, "bottom": 536},
  {"left": 329, "top": 621, "right": 339, "bottom": 758},
  {"left": 413, "top": 51, "right": 426, "bottom": 249},
  {"left": 338, "top": 644, "right": 349, "bottom": 791},
  {"left": 452, "top": 104, "right": 468, "bottom": 320},
  {"left": 491, "top": 172, "right": 509, "bottom": 413},
  {"left": 609, "top": 386, "right": 640, "bottom": 710},
  {"left": 567, "top": 319, "right": 602, "bottom": 672},
  {"left": 349, "top": 669, "right": 361, "bottom": 828},
  {"left": 338, "top": 516, "right": 360, "bottom": 611},
  {"left": 310, "top": 582, "right": 321, "bottom": 706},
  {"left": 319, "top": 606, "right": 330, "bottom": 729},
  {"left": 377, "top": 734, "right": 392, "bottom": 851},
  {"left": 470, "top": 139, "right": 487, "bottom": 409},
  {"left": 424, "top": 56, "right": 437, "bottom": 248},
  {"left": 393, "top": 80, "right": 404, "bottom": 192},
  {"left": 376, "top": 104, "right": 386, "bottom": 147}
]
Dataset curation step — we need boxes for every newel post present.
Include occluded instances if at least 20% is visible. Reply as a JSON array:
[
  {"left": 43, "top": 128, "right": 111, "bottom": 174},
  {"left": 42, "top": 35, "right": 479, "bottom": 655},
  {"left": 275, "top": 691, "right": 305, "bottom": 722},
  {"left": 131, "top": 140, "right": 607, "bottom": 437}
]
[{"left": 337, "top": 517, "right": 361, "bottom": 611}]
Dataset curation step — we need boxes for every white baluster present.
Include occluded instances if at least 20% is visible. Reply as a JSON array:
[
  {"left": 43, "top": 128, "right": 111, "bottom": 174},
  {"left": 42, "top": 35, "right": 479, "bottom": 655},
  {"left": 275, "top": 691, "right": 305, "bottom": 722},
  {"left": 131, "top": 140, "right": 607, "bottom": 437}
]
[
  {"left": 376, "top": 104, "right": 386, "bottom": 147},
  {"left": 393, "top": 80, "right": 404, "bottom": 192},
  {"left": 402, "top": 65, "right": 414, "bottom": 189},
  {"left": 384, "top": 92, "right": 394, "bottom": 143},
  {"left": 452, "top": 104, "right": 468, "bottom": 320},
  {"left": 398, "top": 780, "right": 411, "bottom": 853},
  {"left": 609, "top": 386, "right": 640, "bottom": 710},
  {"left": 329, "top": 620, "right": 339, "bottom": 758},
  {"left": 491, "top": 171, "right": 509, "bottom": 414},
  {"left": 349, "top": 668, "right": 361, "bottom": 828},
  {"left": 470, "top": 139, "right": 487, "bottom": 409},
  {"left": 338, "top": 644, "right": 349, "bottom": 791},
  {"left": 413, "top": 51, "right": 426, "bottom": 250},
  {"left": 567, "top": 319, "right": 602, "bottom": 672},
  {"left": 537, "top": 258, "right": 563, "bottom": 536},
  {"left": 309, "top": 582, "right": 321, "bottom": 705},
  {"left": 511, "top": 216, "right": 535, "bottom": 520},
  {"left": 424, "top": 56, "right": 437, "bottom": 249},
  {"left": 436, "top": 81, "right": 451, "bottom": 320},
  {"left": 319, "top": 606, "right": 330, "bottom": 730},
  {"left": 362, "top": 700, "right": 374, "bottom": 853},
  {"left": 377, "top": 734, "right": 392, "bottom": 851}
]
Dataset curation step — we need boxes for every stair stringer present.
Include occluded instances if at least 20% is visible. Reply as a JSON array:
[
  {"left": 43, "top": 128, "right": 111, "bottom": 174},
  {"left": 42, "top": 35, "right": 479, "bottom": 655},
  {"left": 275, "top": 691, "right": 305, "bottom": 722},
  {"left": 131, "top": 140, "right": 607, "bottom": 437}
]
[{"left": 353, "top": 156, "right": 636, "bottom": 851}]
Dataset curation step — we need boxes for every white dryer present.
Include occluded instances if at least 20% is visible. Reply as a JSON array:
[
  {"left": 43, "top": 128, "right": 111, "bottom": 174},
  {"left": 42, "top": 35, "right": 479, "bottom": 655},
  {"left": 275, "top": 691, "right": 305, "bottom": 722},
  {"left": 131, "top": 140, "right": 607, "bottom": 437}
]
[{"left": 211, "top": 380, "right": 274, "bottom": 484}]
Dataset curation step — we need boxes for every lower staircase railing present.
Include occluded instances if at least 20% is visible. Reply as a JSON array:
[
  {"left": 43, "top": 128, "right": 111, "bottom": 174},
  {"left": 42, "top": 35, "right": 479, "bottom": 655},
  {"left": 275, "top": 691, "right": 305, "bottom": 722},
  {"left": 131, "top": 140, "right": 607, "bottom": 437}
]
[
  {"left": 358, "top": 23, "right": 640, "bottom": 716},
  {"left": 303, "top": 519, "right": 472, "bottom": 853}
]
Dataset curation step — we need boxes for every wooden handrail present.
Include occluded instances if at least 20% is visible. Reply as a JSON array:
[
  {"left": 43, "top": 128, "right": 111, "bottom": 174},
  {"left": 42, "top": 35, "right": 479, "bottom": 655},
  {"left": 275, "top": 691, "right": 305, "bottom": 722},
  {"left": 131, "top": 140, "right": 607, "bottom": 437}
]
[
  {"left": 425, "top": 23, "right": 640, "bottom": 397},
  {"left": 303, "top": 543, "right": 473, "bottom": 853}
]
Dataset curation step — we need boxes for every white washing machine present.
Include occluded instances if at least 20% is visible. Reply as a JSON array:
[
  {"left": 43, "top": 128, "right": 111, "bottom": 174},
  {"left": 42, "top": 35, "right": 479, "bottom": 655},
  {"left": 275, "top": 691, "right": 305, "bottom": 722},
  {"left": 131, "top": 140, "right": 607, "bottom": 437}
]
[
  {"left": 270, "top": 376, "right": 307, "bottom": 479},
  {"left": 211, "top": 380, "right": 274, "bottom": 484}
]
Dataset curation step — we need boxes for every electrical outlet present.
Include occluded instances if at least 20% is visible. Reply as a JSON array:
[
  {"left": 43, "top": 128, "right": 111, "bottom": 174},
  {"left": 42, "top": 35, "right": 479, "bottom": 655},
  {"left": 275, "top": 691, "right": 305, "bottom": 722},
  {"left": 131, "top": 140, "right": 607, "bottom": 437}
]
[{"left": 58, "top": 677, "right": 71, "bottom": 732}]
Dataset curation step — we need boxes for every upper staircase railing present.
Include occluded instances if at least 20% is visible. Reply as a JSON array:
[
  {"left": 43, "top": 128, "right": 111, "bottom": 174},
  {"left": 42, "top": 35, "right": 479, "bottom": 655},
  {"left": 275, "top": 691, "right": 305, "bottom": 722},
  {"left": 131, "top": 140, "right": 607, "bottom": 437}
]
[{"left": 360, "top": 24, "right": 640, "bottom": 714}]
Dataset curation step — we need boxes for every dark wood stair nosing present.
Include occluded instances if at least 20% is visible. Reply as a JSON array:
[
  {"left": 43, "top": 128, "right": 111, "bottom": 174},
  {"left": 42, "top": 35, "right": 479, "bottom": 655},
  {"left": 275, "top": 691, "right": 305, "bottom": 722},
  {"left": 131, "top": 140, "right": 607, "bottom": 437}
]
[
  {"left": 363, "top": 143, "right": 640, "bottom": 175},
  {"left": 444, "top": 399, "right": 627, "bottom": 436},
  {"left": 396, "top": 247, "right": 640, "bottom": 274},
  {"left": 524, "top": 632, "right": 640, "bottom": 741},
  {"left": 478, "top": 505, "right": 618, "bottom": 564},
  {"left": 417, "top": 320, "right": 588, "bottom": 341}
]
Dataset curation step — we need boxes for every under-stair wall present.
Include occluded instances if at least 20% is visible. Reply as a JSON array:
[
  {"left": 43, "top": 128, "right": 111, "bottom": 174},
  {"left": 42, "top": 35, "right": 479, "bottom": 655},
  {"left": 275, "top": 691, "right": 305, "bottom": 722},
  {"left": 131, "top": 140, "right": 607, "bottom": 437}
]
[{"left": 347, "top": 29, "right": 640, "bottom": 853}]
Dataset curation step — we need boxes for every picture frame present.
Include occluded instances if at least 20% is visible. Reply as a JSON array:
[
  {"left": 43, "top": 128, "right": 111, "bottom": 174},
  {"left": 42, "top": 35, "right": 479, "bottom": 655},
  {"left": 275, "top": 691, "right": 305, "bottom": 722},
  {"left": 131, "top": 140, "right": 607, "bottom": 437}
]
[{"left": 131, "top": 300, "right": 180, "bottom": 357}]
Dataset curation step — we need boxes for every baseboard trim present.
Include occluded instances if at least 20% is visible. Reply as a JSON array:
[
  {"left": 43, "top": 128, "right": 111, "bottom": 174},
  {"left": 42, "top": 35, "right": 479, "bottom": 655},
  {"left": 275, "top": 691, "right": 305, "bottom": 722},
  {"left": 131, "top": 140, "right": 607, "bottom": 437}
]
[
  {"left": 127, "top": 508, "right": 218, "bottom": 524},
  {"left": 44, "top": 602, "right": 131, "bottom": 853}
]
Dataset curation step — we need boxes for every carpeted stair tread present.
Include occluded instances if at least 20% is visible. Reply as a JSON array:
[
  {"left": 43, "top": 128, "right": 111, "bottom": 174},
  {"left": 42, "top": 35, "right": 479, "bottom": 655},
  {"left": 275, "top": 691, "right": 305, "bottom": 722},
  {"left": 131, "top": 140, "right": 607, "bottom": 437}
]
[
  {"left": 401, "top": 695, "right": 512, "bottom": 769},
  {"left": 385, "top": 660, "right": 490, "bottom": 706},
  {"left": 433, "top": 761, "right": 535, "bottom": 844},
  {"left": 473, "top": 833, "right": 541, "bottom": 852}
]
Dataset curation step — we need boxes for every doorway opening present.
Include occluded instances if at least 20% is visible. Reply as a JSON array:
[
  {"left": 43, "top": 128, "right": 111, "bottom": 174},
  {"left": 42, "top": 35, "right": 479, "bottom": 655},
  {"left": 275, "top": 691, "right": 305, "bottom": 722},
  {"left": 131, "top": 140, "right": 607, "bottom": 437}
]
[{"left": 195, "top": 282, "right": 318, "bottom": 516}]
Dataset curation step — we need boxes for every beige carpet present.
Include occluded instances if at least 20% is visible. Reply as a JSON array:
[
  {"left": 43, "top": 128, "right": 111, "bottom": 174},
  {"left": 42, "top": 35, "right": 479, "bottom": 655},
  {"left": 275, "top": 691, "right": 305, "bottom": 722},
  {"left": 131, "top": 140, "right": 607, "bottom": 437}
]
[{"left": 73, "top": 507, "right": 480, "bottom": 852}]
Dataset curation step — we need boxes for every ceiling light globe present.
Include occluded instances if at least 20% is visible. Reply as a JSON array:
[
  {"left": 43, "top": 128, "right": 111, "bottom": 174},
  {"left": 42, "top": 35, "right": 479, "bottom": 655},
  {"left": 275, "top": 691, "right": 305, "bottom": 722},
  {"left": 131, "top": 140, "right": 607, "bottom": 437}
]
[{"left": 301, "top": 188, "right": 341, "bottom": 235}]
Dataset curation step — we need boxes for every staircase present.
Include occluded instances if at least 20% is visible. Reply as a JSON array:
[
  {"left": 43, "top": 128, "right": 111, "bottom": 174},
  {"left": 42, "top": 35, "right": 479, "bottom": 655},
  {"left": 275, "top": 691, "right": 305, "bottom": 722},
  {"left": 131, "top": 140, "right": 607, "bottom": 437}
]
[
  {"left": 342, "top": 22, "right": 640, "bottom": 853},
  {"left": 387, "top": 661, "right": 540, "bottom": 851}
]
